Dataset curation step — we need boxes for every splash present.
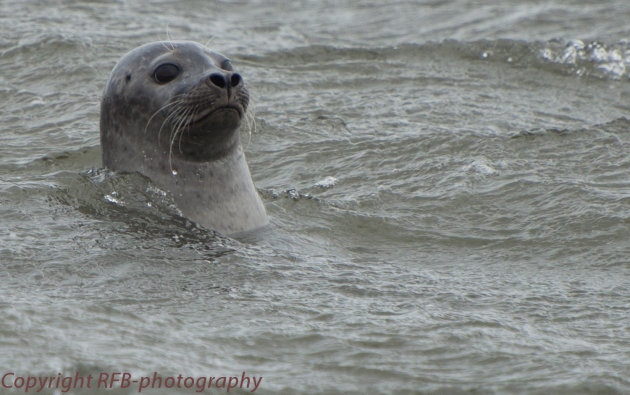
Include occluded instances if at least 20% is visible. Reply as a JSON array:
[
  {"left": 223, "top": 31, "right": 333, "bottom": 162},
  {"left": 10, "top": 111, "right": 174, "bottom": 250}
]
[{"left": 540, "top": 39, "right": 630, "bottom": 79}]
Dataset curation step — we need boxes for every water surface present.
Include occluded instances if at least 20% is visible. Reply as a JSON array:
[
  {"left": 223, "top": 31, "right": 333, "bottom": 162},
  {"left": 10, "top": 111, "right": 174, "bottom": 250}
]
[{"left": 1, "top": 1, "right": 630, "bottom": 394}]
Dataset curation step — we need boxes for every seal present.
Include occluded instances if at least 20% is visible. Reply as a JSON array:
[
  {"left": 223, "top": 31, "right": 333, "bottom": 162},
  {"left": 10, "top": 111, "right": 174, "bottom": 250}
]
[{"left": 100, "top": 41, "right": 268, "bottom": 234}]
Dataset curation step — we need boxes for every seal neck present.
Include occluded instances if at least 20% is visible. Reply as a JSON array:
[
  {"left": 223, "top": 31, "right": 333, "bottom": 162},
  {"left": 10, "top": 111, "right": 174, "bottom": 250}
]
[{"left": 160, "top": 144, "right": 269, "bottom": 234}]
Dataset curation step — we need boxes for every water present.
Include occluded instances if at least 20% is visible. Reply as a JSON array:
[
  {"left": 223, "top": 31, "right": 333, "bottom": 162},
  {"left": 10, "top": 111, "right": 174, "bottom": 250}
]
[{"left": 1, "top": 1, "right": 630, "bottom": 394}]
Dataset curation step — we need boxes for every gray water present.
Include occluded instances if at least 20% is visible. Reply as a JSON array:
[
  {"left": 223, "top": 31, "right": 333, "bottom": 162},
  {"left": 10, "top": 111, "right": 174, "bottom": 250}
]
[{"left": 1, "top": 1, "right": 630, "bottom": 394}]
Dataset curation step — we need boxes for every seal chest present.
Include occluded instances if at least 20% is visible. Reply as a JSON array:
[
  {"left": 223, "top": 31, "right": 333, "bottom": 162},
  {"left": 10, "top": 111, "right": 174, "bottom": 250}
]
[{"left": 100, "top": 41, "right": 268, "bottom": 234}]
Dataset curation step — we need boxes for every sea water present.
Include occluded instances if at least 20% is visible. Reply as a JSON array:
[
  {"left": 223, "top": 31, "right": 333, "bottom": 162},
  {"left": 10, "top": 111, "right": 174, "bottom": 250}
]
[{"left": 1, "top": 1, "right": 629, "bottom": 394}]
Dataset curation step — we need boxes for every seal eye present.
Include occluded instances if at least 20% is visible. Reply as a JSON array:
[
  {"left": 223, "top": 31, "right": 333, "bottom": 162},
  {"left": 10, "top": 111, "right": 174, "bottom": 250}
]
[{"left": 153, "top": 63, "right": 180, "bottom": 84}]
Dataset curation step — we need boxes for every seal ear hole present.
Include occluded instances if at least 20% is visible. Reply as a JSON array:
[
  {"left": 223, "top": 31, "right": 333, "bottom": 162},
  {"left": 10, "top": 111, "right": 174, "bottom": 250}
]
[
  {"left": 125, "top": 74, "right": 131, "bottom": 82},
  {"left": 153, "top": 63, "right": 180, "bottom": 84}
]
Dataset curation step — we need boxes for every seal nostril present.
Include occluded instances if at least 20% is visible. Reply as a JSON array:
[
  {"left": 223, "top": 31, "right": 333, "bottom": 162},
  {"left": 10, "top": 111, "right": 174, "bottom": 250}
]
[
  {"left": 230, "top": 73, "right": 242, "bottom": 87},
  {"left": 209, "top": 73, "right": 226, "bottom": 88}
]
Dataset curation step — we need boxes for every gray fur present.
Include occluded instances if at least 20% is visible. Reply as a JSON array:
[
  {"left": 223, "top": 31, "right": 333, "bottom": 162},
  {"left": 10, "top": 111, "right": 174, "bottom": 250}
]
[{"left": 100, "top": 41, "right": 267, "bottom": 234}]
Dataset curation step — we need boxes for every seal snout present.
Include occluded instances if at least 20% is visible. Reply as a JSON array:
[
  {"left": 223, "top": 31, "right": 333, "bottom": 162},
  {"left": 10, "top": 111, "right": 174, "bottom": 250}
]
[{"left": 207, "top": 72, "right": 243, "bottom": 97}]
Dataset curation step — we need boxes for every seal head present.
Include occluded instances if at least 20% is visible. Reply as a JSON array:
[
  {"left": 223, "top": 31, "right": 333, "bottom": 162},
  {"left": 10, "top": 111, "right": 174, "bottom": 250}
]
[{"left": 100, "top": 41, "right": 268, "bottom": 234}]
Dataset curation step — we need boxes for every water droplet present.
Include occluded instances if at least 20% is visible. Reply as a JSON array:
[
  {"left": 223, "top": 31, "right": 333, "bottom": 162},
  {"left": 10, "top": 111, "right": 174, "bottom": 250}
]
[{"left": 171, "top": 169, "right": 178, "bottom": 176}]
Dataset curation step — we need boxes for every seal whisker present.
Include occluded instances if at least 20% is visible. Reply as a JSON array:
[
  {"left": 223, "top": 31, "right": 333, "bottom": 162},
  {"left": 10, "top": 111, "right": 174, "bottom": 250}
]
[
  {"left": 145, "top": 94, "right": 187, "bottom": 137},
  {"left": 177, "top": 106, "right": 197, "bottom": 154},
  {"left": 168, "top": 105, "right": 195, "bottom": 171},
  {"left": 161, "top": 35, "right": 176, "bottom": 52},
  {"left": 174, "top": 105, "right": 195, "bottom": 150},
  {"left": 240, "top": 93, "right": 254, "bottom": 149},
  {"left": 156, "top": 102, "right": 187, "bottom": 147},
  {"left": 243, "top": 109, "right": 254, "bottom": 149},
  {"left": 203, "top": 36, "right": 216, "bottom": 49}
]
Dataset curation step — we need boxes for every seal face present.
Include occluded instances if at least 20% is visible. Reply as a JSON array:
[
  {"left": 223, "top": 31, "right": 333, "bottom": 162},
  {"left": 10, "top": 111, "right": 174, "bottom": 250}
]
[{"left": 100, "top": 41, "right": 268, "bottom": 234}]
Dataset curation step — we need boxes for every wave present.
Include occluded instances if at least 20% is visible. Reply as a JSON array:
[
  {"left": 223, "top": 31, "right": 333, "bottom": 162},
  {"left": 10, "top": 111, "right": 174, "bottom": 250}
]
[{"left": 241, "top": 38, "right": 630, "bottom": 81}]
